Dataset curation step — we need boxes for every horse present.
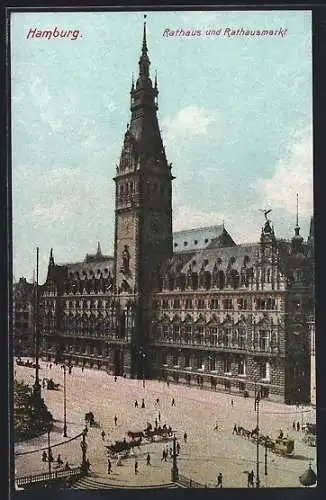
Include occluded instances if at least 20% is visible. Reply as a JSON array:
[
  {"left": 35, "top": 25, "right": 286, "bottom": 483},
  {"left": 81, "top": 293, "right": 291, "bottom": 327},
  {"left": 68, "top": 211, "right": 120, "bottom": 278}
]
[{"left": 127, "top": 431, "right": 144, "bottom": 439}]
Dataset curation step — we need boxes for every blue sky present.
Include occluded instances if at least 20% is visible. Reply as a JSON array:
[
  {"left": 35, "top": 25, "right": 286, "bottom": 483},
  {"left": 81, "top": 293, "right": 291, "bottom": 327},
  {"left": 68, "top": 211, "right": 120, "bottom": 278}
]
[{"left": 11, "top": 10, "right": 313, "bottom": 283}]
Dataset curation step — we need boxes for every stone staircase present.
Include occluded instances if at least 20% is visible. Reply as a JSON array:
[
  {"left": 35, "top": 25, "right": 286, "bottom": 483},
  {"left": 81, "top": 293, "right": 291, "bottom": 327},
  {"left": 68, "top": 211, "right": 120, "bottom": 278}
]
[{"left": 71, "top": 473, "right": 179, "bottom": 490}]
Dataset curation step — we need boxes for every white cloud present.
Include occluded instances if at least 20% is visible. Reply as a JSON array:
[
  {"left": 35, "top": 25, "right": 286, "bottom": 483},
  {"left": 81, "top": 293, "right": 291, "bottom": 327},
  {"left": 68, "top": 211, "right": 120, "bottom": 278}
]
[
  {"left": 173, "top": 205, "right": 225, "bottom": 232},
  {"left": 162, "top": 106, "right": 218, "bottom": 141},
  {"left": 14, "top": 166, "right": 92, "bottom": 220},
  {"left": 102, "top": 95, "right": 117, "bottom": 113},
  {"left": 32, "top": 200, "right": 74, "bottom": 218},
  {"left": 28, "top": 77, "right": 65, "bottom": 133},
  {"left": 253, "top": 126, "right": 313, "bottom": 216}
]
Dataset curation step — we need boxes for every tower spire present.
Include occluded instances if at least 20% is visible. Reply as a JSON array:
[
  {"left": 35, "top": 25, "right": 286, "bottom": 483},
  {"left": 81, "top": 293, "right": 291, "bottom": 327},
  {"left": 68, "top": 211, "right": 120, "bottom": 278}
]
[
  {"left": 138, "top": 14, "right": 150, "bottom": 78},
  {"left": 294, "top": 193, "right": 300, "bottom": 236},
  {"left": 292, "top": 193, "right": 303, "bottom": 253},
  {"left": 142, "top": 14, "right": 148, "bottom": 53}
]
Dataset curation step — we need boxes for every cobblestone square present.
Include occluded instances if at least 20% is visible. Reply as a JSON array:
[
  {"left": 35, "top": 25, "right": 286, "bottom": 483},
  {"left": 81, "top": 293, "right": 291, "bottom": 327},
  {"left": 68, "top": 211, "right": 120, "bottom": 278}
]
[{"left": 15, "top": 359, "right": 316, "bottom": 488}]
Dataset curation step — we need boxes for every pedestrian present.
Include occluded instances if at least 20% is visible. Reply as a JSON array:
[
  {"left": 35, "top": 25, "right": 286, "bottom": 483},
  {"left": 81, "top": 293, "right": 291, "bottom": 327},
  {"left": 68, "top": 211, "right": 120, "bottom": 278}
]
[
  {"left": 217, "top": 472, "right": 223, "bottom": 488},
  {"left": 114, "top": 376, "right": 117, "bottom": 382},
  {"left": 49, "top": 363, "right": 52, "bottom": 370},
  {"left": 231, "top": 399, "right": 234, "bottom": 407},
  {"left": 114, "top": 415, "right": 117, "bottom": 426},
  {"left": 135, "top": 400, "right": 138, "bottom": 408},
  {"left": 279, "top": 429, "right": 284, "bottom": 439},
  {"left": 155, "top": 418, "right": 158, "bottom": 428},
  {"left": 42, "top": 451, "right": 47, "bottom": 462},
  {"left": 158, "top": 412, "right": 161, "bottom": 422},
  {"left": 82, "top": 365, "right": 84, "bottom": 372},
  {"left": 69, "top": 366, "right": 72, "bottom": 375},
  {"left": 232, "top": 424, "right": 237, "bottom": 435},
  {"left": 171, "top": 398, "right": 175, "bottom": 407},
  {"left": 176, "top": 442, "right": 180, "bottom": 455},
  {"left": 161, "top": 448, "right": 165, "bottom": 462},
  {"left": 107, "top": 458, "right": 112, "bottom": 474},
  {"left": 57, "top": 454, "right": 63, "bottom": 465},
  {"left": 293, "top": 420, "right": 296, "bottom": 430},
  {"left": 135, "top": 460, "right": 138, "bottom": 475},
  {"left": 64, "top": 461, "right": 70, "bottom": 471},
  {"left": 167, "top": 380, "right": 170, "bottom": 387},
  {"left": 297, "top": 421, "right": 300, "bottom": 432},
  {"left": 146, "top": 453, "right": 151, "bottom": 466},
  {"left": 183, "top": 432, "right": 187, "bottom": 443},
  {"left": 156, "top": 397, "right": 160, "bottom": 406},
  {"left": 169, "top": 447, "right": 173, "bottom": 458},
  {"left": 141, "top": 399, "right": 145, "bottom": 408},
  {"left": 101, "top": 430, "right": 106, "bottom": 440}
]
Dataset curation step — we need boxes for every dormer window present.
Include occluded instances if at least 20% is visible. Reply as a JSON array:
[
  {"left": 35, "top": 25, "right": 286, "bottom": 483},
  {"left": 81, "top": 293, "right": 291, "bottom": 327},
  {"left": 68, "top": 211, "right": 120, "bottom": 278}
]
[
  {"left": 194, "top": 240, "right": 198, "bottom": 245},
  {"left": 184, "top": 241, "right": 188, "bottom": 247},
  {"left": 205, "top": 239, "right": 209, "bottom": 243}
]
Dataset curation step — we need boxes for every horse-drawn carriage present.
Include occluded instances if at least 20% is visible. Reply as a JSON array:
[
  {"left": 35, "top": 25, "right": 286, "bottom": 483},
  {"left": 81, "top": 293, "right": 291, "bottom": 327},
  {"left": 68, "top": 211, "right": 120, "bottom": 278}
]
[
  {"left": 47, "top": 378, "right": 60, "bottom": 390},
  {"left": 236, "top": 425, "right": 295, "bottom": 457},
  {"left": 142, "top": 423, "right": 173, "bottom": 442},
  {"left": 106, "top": 437, "right": 142, "bottom": 458},
  {"left": 126, "top": 424, "right": 173, "bottom": 444},
  {"left": 16, "top": 358, "right": 40, "bottom": 369}
]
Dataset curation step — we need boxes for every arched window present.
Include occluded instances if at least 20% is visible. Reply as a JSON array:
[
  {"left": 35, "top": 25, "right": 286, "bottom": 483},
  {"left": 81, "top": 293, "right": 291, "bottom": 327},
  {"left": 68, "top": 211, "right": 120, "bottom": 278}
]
[
  {"left": 191, "top": 272, "right": 198, "bottom": 290},
  {"left": 229, "top": 269, "right": 240, "bottom": 289},
  {"left": 217, "top": 271, "right": 225, "bottom": 289}
]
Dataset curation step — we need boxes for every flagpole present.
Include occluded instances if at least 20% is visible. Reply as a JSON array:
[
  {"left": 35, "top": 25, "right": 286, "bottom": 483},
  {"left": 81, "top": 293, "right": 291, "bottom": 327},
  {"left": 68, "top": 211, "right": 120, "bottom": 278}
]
[{"left": 33, "top": 247, "right": 41, "bottom": 399}]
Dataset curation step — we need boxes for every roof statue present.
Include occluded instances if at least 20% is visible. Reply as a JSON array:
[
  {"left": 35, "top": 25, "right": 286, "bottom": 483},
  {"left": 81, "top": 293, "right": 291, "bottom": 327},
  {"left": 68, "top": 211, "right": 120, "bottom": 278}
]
[{"left": 259, "top": 208, "right": 273, "bottom": 234}]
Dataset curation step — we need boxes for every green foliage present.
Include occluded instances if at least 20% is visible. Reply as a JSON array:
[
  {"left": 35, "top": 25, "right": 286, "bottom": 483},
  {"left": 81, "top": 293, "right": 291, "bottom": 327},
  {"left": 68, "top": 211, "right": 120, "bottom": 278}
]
[{"left": 14, "top": 380, "right": 53, "bottom": 441}]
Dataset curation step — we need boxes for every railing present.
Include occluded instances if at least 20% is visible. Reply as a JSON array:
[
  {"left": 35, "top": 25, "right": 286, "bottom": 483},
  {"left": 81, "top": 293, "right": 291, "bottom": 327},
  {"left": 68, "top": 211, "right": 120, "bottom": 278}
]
[
  {"left": 151, "top": 339, "right": 281, "bottom": 355},
  {"left": 42, "top": 330, "right": 131, "bottom": 342},
  {"left": 177, "top": 474, "right": 208, "bottom": 488},
  {"left": 16, "top": 466, "right": 82, "bottom": 488}
]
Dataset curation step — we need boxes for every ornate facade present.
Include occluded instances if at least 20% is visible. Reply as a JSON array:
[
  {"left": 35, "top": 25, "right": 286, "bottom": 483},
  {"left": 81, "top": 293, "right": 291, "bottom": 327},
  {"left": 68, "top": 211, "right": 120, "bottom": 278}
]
[
  {"left": 39, "top": 22, "right": 314, "bottom": 404},
  {"left": 13, "top": 277, "right": 35, "bottom": 356}
]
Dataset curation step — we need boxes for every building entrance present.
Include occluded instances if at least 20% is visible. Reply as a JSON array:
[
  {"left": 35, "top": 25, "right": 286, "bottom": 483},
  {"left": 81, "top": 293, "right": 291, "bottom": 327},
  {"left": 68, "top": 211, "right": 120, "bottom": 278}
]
[{"left": 113, "top": 349, "right": 124, "bottom": 376}]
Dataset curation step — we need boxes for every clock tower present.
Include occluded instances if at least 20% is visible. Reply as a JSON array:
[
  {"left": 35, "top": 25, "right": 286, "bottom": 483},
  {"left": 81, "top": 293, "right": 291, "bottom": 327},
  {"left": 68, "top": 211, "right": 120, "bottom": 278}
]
[{"left": 113, "top": 18, "right": 174, "bottom": 377}]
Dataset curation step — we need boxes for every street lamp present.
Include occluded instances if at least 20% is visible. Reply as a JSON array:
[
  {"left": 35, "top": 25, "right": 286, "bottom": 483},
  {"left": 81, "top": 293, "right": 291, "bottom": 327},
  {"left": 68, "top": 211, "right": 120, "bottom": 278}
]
[
  {"left": 33, "top": 247, "right": 41, "bottom": 401},
  {"left": 47, "top": 423, "right": 53, "bottom": 474},
  {"left": 254, "top": 385, "right": 261, "bottom": 488},
  {"left": 264, "top": 441, "right": 268, "bottom": 476},
  {"left": 171, "top": 433, "right": 179, "bottom": 482},
  {"left": 139, "top": 347, "right": 146, "bottom": 388},
  {"left": 80, "top": 427, "right": 88, "bottom": 473},
  {"left": 62, "top": 361, "right": 67, "bottom": 437},
  {"left": 55, "top": 345, "right": 67, "bottom": 437}
]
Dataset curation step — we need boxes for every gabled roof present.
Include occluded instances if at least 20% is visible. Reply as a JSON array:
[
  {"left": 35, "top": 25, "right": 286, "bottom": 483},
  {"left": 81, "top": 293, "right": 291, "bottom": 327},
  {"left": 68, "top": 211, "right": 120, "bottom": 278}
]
[
  {"left": 179, "top": 243, "right": 258, "bottom": 274},
  {"left": 172, "top": 225, "right": 236, "bottom": 253}
]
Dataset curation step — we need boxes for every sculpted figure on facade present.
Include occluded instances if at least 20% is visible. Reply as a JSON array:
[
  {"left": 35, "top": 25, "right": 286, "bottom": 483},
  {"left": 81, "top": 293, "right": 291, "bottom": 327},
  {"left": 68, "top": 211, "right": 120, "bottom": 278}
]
[{"left": 121, "top": 245, "right": 130, "bottom": 274}]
